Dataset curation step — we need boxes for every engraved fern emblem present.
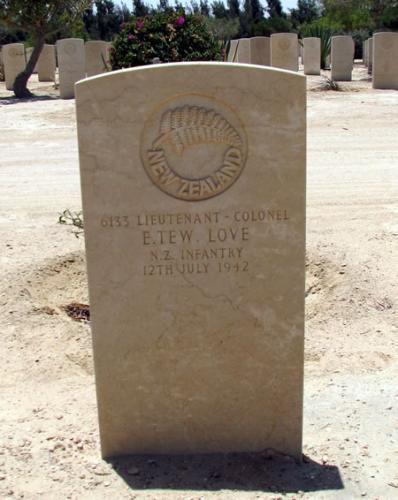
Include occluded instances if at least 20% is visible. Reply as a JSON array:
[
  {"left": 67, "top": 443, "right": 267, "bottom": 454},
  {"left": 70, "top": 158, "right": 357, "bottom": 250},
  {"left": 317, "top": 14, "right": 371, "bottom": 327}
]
[{"left": 152, "top": 105, "right": 243, "bottom": 156}]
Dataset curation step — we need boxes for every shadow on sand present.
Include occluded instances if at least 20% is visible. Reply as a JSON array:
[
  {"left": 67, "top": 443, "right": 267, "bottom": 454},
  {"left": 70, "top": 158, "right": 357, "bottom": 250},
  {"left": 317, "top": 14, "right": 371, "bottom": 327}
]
[
  {"left": 0, "top": 94, "right": 60, "bottom": 105},
  {"left": 107, "top": 451, "right": 344, "bottom": 494}
]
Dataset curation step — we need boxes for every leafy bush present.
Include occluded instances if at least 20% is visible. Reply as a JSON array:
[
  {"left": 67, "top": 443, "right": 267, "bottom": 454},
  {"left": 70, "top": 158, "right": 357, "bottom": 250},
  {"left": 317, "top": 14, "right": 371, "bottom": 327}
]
[
  {"left": 58, "top": 209, "right": 84, "bottom": 237},
  {"left": 110, "top": 9, "right": 222, "bottom": 69}
]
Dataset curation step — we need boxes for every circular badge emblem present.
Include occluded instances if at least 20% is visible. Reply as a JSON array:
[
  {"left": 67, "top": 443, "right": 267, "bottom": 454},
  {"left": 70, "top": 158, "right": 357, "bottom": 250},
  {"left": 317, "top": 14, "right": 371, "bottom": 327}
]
[{"left": 140, "top": 94, "right": 247, "bottom": 201}]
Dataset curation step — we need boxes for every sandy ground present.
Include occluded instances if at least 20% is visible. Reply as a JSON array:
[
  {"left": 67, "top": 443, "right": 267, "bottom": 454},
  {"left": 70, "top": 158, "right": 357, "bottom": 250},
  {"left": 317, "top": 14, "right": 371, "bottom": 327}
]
[{"left": 0, "top": 65, "right": 397, "bottom": 499}]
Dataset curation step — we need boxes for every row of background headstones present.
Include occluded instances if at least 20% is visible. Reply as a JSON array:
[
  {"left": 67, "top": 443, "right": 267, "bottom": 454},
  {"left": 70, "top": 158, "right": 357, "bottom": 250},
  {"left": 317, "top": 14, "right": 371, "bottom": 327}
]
[
  {"left": 228, "top": 32, "right": 398, "bottom": 89},
  {"left": 0, "top": 39, "right": 111, "bottom": 98},
  {"left": 1, "top": 32, "right": 398, "bottom": 96}
]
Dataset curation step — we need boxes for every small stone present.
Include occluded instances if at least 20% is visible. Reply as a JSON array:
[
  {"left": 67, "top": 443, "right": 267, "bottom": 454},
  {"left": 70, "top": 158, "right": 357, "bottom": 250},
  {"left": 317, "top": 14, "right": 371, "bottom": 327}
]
[{"left": 127, "top": 466, "right": 140, "bottom": 476}]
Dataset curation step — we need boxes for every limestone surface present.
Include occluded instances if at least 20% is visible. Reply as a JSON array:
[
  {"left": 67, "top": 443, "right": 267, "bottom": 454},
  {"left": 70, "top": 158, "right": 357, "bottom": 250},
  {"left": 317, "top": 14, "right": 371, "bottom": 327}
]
[
  {"left": 303, "top": 37, "right": 320, "bottom": 75},
  {"left": 85, "top": 40, "right": 110, "bottom": 77},
  {"left": 331, "top": 36, "right": 354, "bottom": 81},
  {"left": 0, "top": 49, "right": 4, "bottom": 81},
  {"left": 57, "top": 38, "right": 85, "bottom": 99},
  {"left": 227, "top": 40, "right": 238, "bottom": 62},
  {"left": 250, "top": 37, "right": 270, "bottom": 66},
  {"left": 3, "top": 43, "right": 25, "bottom": 91},
  {"left": 37, "top": 45, "right": 56, "bottom": 82},
  {"left": 270, "top": 33, "right": 298, "bottom": 71},
  {"left": 368, "top": 38, "right": 373, "bottom": 75},
  {"left": 235, "top": 38, "right": 251, "bottom": 63},
  {"left": 76, "top": 62, "right": 306, "bottom": 459},
  {"left": 373, "top": 32, "right": 398, "bottom": 90},
  {"left": 364, "top": 39, "right": 369, "bottom": 66}
]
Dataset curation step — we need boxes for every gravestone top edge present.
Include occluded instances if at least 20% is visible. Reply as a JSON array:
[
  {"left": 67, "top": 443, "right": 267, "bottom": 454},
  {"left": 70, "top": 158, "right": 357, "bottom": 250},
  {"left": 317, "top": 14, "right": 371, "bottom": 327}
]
[
  {"left": 75, "top": 61, "right": 306, "bottom": 89},
  {"left": 57, "top": 38, "right": 85, "bottom": 44},
  {"left": 373, "top": 31, "right": 398, "bottom": 37}
]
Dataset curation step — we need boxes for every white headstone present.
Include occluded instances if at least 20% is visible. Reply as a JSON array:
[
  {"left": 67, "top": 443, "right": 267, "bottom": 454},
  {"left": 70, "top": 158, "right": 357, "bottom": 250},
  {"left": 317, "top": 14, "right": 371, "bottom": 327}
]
[
  {"left": 2, "top": 43, "right": 26, "bottom": 91},
  {"left": 236, "top": 38, "right": 251, "bottom": 64},
  {"left": 75, "top": 62, "right": 306, "bottom": 459},
  {"left": 0, "top": 49, "right": 4, "bottom": 82},
  {"left": 303, "top": 37, "right": 321, "bottom": 75},
  {"left": 85, "top": 40, "right": 111, "bottom": 77},
  {"left": 56, "top": 38, "right": 85, "bottom": 99},
  {"left": 37, "top": 44, "right": 56, "bottom": 82},
  {"left": 373, "top": 32, "right": 398, "bottom": 90},
  {"left": 250, "top": 37, "right": 270, "bottom": 66},
  {"left": 368, "top": 38, "right": 373, "bottom": 75},
  {"left": 227, "top": 40, "right": 238, "bottom": 62},
  {"left": 270, "top": 33, "right": 299, "bottom": 72},
  {"left": 331, "top": 36, "right": 354, "bottom": 81}
]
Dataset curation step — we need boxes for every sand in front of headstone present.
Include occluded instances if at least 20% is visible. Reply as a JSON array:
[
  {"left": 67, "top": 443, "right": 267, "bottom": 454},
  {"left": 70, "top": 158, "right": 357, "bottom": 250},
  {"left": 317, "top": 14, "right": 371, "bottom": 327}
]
[
  {"left": 270, "top": 33, "right": 298, "bottom": 71},
  {"left": 372, "top": 33, "right": 398, "bottom": 89},
  {"left": 76, "top": 62, "right": 306, "bottom": 459},
  {"left": 3, "top": 43, "right": 26, "bottom": 91}
]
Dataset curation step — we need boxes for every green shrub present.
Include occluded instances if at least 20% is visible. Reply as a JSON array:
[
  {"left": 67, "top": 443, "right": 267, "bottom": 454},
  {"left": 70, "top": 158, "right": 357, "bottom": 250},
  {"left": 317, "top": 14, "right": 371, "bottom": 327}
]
[{"left": 110, "top": 10, "right": 222, "bottom": 69}]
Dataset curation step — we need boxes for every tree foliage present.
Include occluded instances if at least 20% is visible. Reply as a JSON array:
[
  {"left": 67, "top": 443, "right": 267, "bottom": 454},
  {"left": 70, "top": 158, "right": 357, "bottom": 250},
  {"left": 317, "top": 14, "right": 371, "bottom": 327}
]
[
  {"left": 0, "top": 0, "right": 90, "bottom": 97},
  {"left": 290, "top": 0, "right": 320, "bottom": 27},
  {"left": 266, "top": 0, "right": 284, "bottom": 18}
]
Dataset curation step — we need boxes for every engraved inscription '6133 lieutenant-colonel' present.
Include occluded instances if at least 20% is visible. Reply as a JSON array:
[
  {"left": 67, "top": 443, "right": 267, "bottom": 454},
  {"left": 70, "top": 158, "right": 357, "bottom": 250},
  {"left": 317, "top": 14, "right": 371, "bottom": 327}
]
[{"left": 140, "top": 95, "right": 248, "bottom": 201}]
